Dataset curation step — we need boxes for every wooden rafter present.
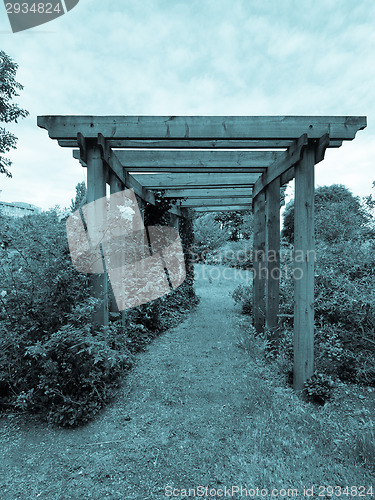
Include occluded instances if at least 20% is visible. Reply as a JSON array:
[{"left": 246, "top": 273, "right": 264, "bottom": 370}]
[
  {"left": 177, "top": 197, "right": 252, "bottom": 207},
  {"left": 129, "top": 172, "right": 260, "bottom": 189},
  {"left": 38, "top": 115, "right": 366, "bottom": 142},
  {"left": 160, "top": 188, "right": 252, "bottom": 198},
  {"left": 193, "top": 206, "right": 251, "bottom": 212},
  {"left": 60, "top": 138, "right": 343, "bottom": 148}
]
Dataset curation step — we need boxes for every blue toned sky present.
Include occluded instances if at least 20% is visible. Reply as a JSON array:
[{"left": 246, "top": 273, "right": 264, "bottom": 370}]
[{"left": 0, "top": 0, "right": 374, "bottom": 209}]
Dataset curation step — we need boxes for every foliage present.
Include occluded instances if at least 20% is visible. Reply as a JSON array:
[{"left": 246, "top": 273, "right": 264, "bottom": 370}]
[
  {"left": 144, "top": 190, "right": 179, "bottom": 226},
  {"left": 228, "top": 183, "right": 375, "bottom": 392},
  {"left": 4, "top": 304, "right": 133, "bottom": 427},
  {"left": 214, "top": 210, "right": 253, "bottom": 241},
  {"left": 0, "top": 194, "right": 198, "bottom": 426},
  {"left": 231, "top": 283, "right": 252, "bottom": 314},
  {"left": 303, "top": 372, "right": 335, "bottom": 405},
  {"left": 70, "top": 181, "right": 87, "bottom": 212},
  {"left": 282, "top": 184, "right": 374, "bottom": 244},
  {"left": 0, "top": 51, "right": 29, "bottom": 177},
  {"left": 193, "top": 211, "right": 253, "bottom": 267},
  {"left": 192, "top": 213, "right": 228, "bottom": 261}
]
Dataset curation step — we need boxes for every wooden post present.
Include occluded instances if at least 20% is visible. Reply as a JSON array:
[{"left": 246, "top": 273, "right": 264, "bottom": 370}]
[
  {"left": 109, "top": 173, "right": 124, "bottom": 316},
  {"left": 265, "top": 178, "right": 280, "bottom": 332},
  {"left": 253, "top": 191, "right": 266, "bottom": 333},
  {"left": 293, "top": 144, "right": 315, "bottom": 390},
  {"left": 136, "top": 195, "right": 146, "bottom": 223},
  {"left": 86, "top": 141, "right": 109, "bottom": 327},
  {"left": 170, "top": 212, "right": 179, "bottom": 232}
]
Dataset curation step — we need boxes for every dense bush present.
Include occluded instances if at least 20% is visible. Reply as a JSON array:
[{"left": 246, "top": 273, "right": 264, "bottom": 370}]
[
  {"left": 303, "top": 372, "right": 335, "bottom": 405},
  {"left": 1, "top": 302, "right": 132, "bottom": 426},
  {"left": 0, "top": 194, "right": 198, "bottom": 426},
  {"left": 230, "top": 184, "right": 375, "bottom": 390},
  {"left": 0, "top": 210, "right": 132, "bottom": 425}
]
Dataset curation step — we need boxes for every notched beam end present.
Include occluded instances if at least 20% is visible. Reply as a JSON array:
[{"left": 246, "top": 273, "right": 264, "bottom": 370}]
[
  {"left": 288, "top": 133, "right": 308, "bottom": 159},
  {"left": 72, "top": 149, "right": 87, "bottom": 167},
  {"left": 36, "top": 116, "right": 48, "bottom": 130},
  {"left": 77, "top": 132, "right": 87, "bottom": 164},
  {"left": 313, "top": 133, "right": 330, "bottom": 164},
  {"left": 97, "top": 133, "right": 111, "bottom": 164}
]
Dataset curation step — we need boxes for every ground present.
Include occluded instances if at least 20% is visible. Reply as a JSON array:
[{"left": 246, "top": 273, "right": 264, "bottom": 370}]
[{"left": 0, "top": 265, "right": 374, "bottom": 499}]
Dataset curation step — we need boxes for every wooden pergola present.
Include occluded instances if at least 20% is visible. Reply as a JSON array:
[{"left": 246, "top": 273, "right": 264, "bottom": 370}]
[{"left": 38, "top": 115, "right": 366, "bottom": 390}]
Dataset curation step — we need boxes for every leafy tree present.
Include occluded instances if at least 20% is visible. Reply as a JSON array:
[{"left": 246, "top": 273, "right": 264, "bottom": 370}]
[
  {"left": 282, "top": 184, "right": 373, "bottom": 244},
  {"left": 70, "top": 181, "right": 87, "bottom": 212},
  {"left": 193, "top": 213, "right": 229, "bottom": 256},
  {"left": 0, "top": 51, "right": 29, "bottom": 177}
]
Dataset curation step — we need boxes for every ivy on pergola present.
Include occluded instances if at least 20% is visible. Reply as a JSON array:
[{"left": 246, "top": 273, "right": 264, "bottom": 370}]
[{"left": 38, "top": 115, "right": 366, "bottom": 390}]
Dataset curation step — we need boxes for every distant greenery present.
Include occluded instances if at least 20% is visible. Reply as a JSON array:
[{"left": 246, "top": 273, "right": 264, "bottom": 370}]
[
  {"left": 0, "top": 51, "right": 29, "bottom": 177},
  {"left": 282, "top": 184, "right": 374, "bottom": 244},
  {"left": 192, "top": 210, "right": 253, "bottom": 266}
]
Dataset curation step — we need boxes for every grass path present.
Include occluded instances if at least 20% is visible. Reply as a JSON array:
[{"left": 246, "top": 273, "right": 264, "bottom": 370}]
[{"left": 0, "top": 265, "right": 374, "bottom": 499}]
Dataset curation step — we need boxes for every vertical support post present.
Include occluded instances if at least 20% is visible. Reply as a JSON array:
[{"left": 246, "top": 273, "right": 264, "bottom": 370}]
[
  {"left": 265, "top": 177, "right": 280, "bottom": 332},
  {"left": 170, "top": 212, "right": 179, "bottom": 232},
  {"left": 86, "top": 142, "right": 109, "bottom": 327},
  {"left": 293, "top": 144, "right": 315, "bottom": 390},
  {"left": 135, "top": 194, "right": 146, "bottom": 223},
  {"left": 252, "top": 191, "right": 266, "bottom": 333},
  {"left": 109, "top": 173, "right": 124, "bottom": 316}
]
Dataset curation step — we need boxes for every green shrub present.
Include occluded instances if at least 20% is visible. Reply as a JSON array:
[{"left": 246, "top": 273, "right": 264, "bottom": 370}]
[
  {"left": 0, "top": 206, "right": 198, "bottom": 426},
  {"left": 1, "top": 299, "right": 133, "bottom": 426},
  {"left": 303, "top": 372, "right": 335, "bottom": 405},
  {"left": 231, "top": 283, "right": 252, "bottom": 314}
]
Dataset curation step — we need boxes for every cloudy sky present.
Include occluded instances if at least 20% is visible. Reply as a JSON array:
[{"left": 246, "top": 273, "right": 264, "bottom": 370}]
[{"left": 0, "top": 0, "right": 374, "bottom": 210}]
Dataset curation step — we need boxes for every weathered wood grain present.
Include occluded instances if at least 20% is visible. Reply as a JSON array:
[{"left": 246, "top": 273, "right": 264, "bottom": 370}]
[{"left": 38, "top": 115, "right": 366, "bottom": 141}]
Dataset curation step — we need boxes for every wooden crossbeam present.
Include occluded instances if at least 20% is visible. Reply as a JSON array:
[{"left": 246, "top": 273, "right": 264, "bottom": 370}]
[
  {"left": 64, "top": 138, "right": 343, "bottom": 149},
  {"left": 194, "top": 206, "right": 251, "bottom": 212},
  {"left": 160, "top": 188, "right": 252, "bottom": 198},
  {"left": 130, "top": 173, "right": 260, "bottom": 189},
  {"left": 114, "top": 150, "right": 280, "bottom": 170},
  {"left": 177, "top": 197, "right": 252, "bottom": 207},
  {"left": 74, "top": 149, "right": 276, "bottom": 173},
  {"left": 38, "top": 115, "right": 366, "bottom": 141}
]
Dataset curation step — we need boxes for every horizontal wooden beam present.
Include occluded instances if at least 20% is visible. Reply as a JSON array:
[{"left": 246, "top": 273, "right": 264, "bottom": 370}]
[
  {"left": 194, "top": 206, "right": 251, "bottom": 212},
  {"left": 160, "top": 187, "right": 253, "bottom": 198},
  {"left": 177, "top": 197, "right": 252, "bottom": 207},
  {"left": 74, "top": 149, "right": 268, "bottom": 173},
  {"left": 131, "top": 173, "right": 260, "bottom": 189},
  {"left": 38, "top": 115, "right": 366, "bottom": 141},
  {"left": 64, "top": 138, "right": 342, "bottom": 149},
  {"left": 114, "top": 150, "right": 279, "bottom": 170}
]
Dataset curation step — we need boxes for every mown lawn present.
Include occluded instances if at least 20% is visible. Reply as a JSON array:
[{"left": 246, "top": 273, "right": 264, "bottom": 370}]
[{"left": 0, "top": 265, "right": 374, "bottom": 499}]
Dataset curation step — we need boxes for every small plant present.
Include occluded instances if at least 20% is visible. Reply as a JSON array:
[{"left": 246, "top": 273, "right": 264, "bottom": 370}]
[
  {"left": 353, "top": 419, "right": 375, "bottom": 469},
  {"left": 303, "top": 372, "right": 335, "bottom": 405},
  {"left": 231, "top": 283, "right": 252, "bottom": 314}
]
